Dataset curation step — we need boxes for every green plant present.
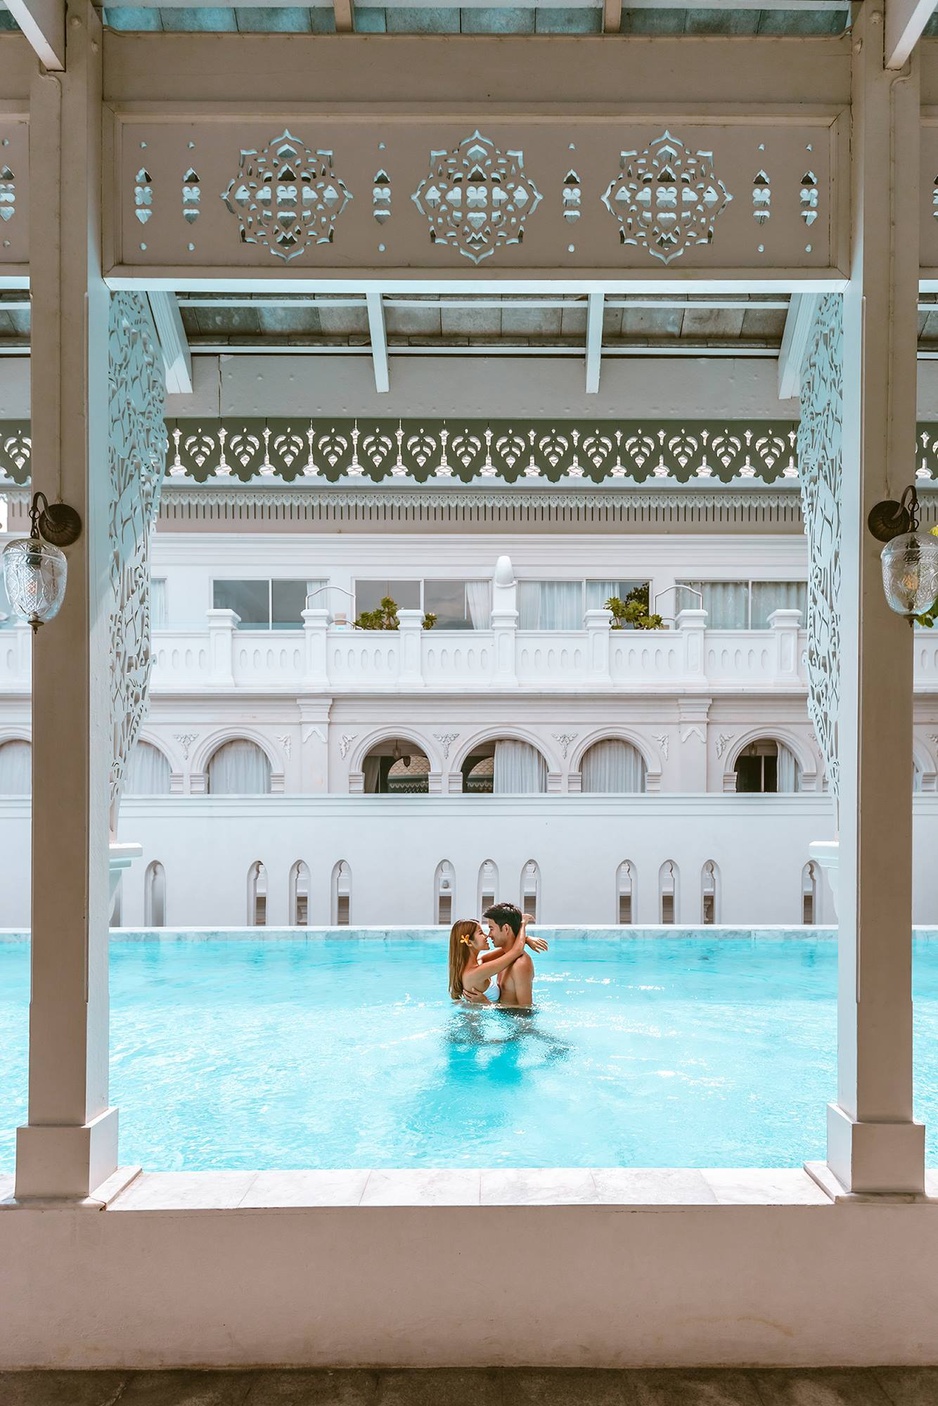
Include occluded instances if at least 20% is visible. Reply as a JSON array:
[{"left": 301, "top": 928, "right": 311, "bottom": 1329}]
[
  {"left": 605, "top": 584, "right": 663, "bottom": 631},
  {"left": 353, "top": 596, "right": 437, "bottom": 631}
]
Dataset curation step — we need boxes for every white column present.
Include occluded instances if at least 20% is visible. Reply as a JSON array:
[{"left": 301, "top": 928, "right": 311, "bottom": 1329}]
[
  {"left": 15, "top": 1, "right": 116, "bottom": 1200},
  {"left": 206, "top": 608, "right": 238, "bottom": 686},
  {"left": 396, "top": 609, "right": 424, "bottom": 688},
  {"left": 769, "top": 608, "right": 803, "bottom": 686},
  {"left": 828, "top": 0, "right": 924, "bottom": 1194},
  {"left": 301, "top": 607, "right": 330, "bottom": 690},
  {"left": 491, "top": 554, "right": 518, "bottom": 688},
  {"left": 584, "top": 608, "right": 613, "bottom": 686}
]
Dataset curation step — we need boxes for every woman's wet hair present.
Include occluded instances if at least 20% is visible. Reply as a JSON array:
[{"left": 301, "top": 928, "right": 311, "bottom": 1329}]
[
  {"left": 482, "top": 902, "right": 523, "bottom": 936},
  {"left": 448, "top": 919, "right": 480, "bottom": 1001}
]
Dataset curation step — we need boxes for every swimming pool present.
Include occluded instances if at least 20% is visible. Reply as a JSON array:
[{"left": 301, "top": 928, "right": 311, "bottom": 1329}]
[{"left": 3, "top": 931, "right": 938, "bottom": 1172}]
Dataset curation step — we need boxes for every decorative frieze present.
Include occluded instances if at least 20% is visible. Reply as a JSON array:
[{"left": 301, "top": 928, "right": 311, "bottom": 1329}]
[{"left": 111, "top": 116, "right": 838, "bottom": 274}]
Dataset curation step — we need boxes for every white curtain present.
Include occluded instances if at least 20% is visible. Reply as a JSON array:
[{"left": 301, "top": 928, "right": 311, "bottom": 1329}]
[
  {"left": 466, "top": 580, "right": 492, "bottom": 629},
  {"left": 124, "top": 741, "right": 172, "bottom": 795},
  {"left": 680, "top": 581, "right": 749, "bottom": 629},
  {"left": 363, "top": 755, "right": 381, "bottom": 794},
  {"left": 581, "top": 740, "right": 646, "bottom": 793},
  {"left": 777, "top": 743, "right": 801, "bottom": 793},
  {"left": 0, "top": 740, "right": 30, "bottom": 793},
  {"left": 493, "top": 740, "right": 548, "bottom": 793},
  {"left": 150, "top": 578, "right": 167, "bottom": 629},
  {"left": 751, "top": 581, "right": 806, "bottom": 628},
  {"left": 518, "top": 581, "right": 581, "bottom": 630},
  {"left": 585, "top": 581, "right": 622, "bottom": 611},
  {"left": 208, "top": 740, "right": 271, "bottom": 794}
]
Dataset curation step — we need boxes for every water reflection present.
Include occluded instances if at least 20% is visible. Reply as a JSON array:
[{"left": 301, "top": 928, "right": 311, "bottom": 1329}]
[{"left": 442, "top": 1004, "right": 572, "bottom": 1090}]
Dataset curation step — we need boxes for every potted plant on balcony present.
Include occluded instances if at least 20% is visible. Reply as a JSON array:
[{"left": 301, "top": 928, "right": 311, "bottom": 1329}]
[
  {"left": 354, "top": 596, "right": 437, "bottom": 630},
  {"left": 605, "top": 585, "right": 663, "bottom": 631}
]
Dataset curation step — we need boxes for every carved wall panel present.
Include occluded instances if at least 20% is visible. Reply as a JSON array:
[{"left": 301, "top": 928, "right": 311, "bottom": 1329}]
[
  {"left": 0, "top": 118, "right": 29, "bottom": 267},
  {"left": 796, "top": 291, "right": 842, "bottom": 813},
  {"left": 108, "top": 291, "right": 168, "bottom": 817},
  {"left": 111, "top": 115, "right": 840, "bottom": 274}
]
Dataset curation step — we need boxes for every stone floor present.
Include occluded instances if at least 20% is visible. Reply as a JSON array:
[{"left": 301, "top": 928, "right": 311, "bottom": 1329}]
[{"left": 2, "top": 1369, "right": 938, "bottom": 1406}]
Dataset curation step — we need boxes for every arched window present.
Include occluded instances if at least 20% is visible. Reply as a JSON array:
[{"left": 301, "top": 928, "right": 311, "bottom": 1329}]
[
  {"left": 478, "top": 860, "right": 498, "bottom": 915},
  {"left": 735, "top": 739, "right": 801, "bottom": 793},
  {"left": 144, "top": 861, "right": 166, "bottom": 928},
  {"left": 435, "top": 861, "right": 455, "bottom": 926},
  {"left": 362, "top": 739, "right": 430, "bottom": 794},
  {"left": 248, "top": 861, "right": 267, "bottom": 926},
  {"left": 659, "top": 861, "right": 678, "bottom": 925},
  {"left": 0, "top": 739, "right": 30, "bottom": 793},
  {"left": 290, "top": 861, "right": 310, "bottom": 927},
  {"left": 208, "top": 740, "right": 271, "bottom": 795},
  {"left": 124, "top": 741, "right": 172, "bottom": 795},
  {"left": 332, "top": 861, "right": 351, "bottom": 926},
  {"left": 520, "top": 860, "right": 540, "bottom": 922},
  {"left": 802, "top": 862, "right": 818, "bottom": 925},
  {"left": 580, "top": 740, "right": 646, "bottom": 793},
  {"left": 701, "top": 861, "right": 719, "bottom": 925},
  {"left": 617, "top": 861, "right": 634, "bottom": 925}
]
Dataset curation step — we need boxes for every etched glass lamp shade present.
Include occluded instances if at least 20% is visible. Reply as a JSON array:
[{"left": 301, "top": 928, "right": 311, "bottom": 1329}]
[
  {"left": 881, "top": 533, "right": 938, "bottom": 617},
  {"left": 2, "top": 536, "right": 68, "bottom": 632}
]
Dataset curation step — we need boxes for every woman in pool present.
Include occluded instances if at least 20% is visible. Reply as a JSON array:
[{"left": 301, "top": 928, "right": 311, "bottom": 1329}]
[{"left": 448, "top": 911, "right": 535, "bottom": 1007}]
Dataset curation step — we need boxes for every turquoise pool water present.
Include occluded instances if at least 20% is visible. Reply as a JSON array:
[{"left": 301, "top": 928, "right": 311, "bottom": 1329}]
[{"left": 2, "top": 932, "right": 938, "bottom": 1171}]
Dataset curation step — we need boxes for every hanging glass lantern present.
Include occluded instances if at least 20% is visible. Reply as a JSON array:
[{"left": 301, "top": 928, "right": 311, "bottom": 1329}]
[
  {"left": 2, "top": 491, "right": 82, "bottom": 632},
  {"left": 881, "top": 532, "right": 938, "bottom": 618}
]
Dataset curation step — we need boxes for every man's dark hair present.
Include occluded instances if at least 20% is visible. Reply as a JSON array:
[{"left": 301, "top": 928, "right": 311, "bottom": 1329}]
[{"left": 483, "top": 902, "right": 523, "bottom": 936}]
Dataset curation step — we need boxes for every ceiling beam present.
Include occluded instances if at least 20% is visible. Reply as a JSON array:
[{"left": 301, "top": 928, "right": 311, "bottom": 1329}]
[
  {"left": 147, "top": 292, "right": 193, "bottom": 395},
  {"left": 603, "top": 0, "right": 622, "bottom": 32},
  {"left": 586, "top": 292, "right": 604, "bottom": 394},
  {"left": 333, "top": 0, "right": 354, "bottom": 31},
  {"left": 777, "top": 292, "right": 820, "bottom": 400},
  {"left": 4, "top": 0, "right": 64, "bottom": 69},
  {"left": 366, "top": 291, "right": 390, "bottom": 393},
  {"left": 886, "top": 0, "right": 937, "bottom": 67}
]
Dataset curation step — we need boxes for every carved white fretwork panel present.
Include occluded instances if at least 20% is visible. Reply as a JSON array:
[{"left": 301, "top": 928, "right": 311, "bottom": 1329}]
[
  {"left": 112, "top": 116, "right": 839, "bottom": 273},
  {"left": 0, "top": 120, "right": 29, "bottom": 266},
  {"left": 108, "top": 292, "right": 168, "bottom": 817},
  {"left": 796, "top": 291, "right": 842, "bottom": 814}
]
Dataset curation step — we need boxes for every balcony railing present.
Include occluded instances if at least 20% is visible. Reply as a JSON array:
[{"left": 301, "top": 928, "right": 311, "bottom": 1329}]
[{"left": 5, "top": 605, "right": 937, "bottom": 694}]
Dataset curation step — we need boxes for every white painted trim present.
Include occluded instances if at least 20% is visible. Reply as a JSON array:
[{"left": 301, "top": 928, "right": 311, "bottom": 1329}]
[
  {"left": 365, "top": 291, "right": 389, "bottom": 395},
  {"left": 147, "top": 293, "right": 192, "bottom": 397},
  {"left": 887, "top": 0, "right": 938, "bottom": 68},
  {"left": 585, "top": 291, "right": 603, "bottom": 395},
  {"left": 3, "top": 0, "right": 63, "bottom": 70},
  {"left": 777, "top": 292, "right": 822, "bottom": 400}
]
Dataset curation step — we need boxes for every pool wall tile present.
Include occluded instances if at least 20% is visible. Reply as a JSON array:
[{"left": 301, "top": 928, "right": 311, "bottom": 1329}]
[
  {"left": 701, "top": 1169, "right": 831, "bottom": 1205},
  {"left": 480, "top": 1168, "right": 600, "bottom": 1206},
  {"left": 110, "top": 1170, "right": 259, "bottom": 1210},
  {"left": 359, "top": 1169, "right": 481, "bottom": 1206},
  {"left": 590, "top": 1168, "right": 718, "bottom": 1205},
  {"left": 237, "top": 1170, "right": 370, "bottom": 1208}
]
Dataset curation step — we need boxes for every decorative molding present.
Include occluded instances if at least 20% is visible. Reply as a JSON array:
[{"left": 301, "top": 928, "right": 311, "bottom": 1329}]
[
  {"left": 174, "top": 732, "right": 199, "bottom": 760},
  {"left": 552, "top": 732, "right": 578, "bottom": 760},
  {"left": 108, "top": 293, "right": 168, "bottom": 817},
  {"left": 434, "top": 731, "right": 460, "bottom": 760},
  {"left": 303, "top": 725, "right": 326, "bottom": 745},
  {"left": 277, "top": 733, "right": 293, "bottom": 757},
  {"left": 715, "top": 732, "right": 735, "bottom": 759},
  {"left": 652, "top": 732, "right": 670, "bottom": 761},
  {"left": 339, "top": 732, "right": 357, "bottom": 759},
  {"left": 797, "top": 291, "right": 842, "bottom": 814},
  {"left": 680, "top": 725, "right": 706, "bottom": 744}
]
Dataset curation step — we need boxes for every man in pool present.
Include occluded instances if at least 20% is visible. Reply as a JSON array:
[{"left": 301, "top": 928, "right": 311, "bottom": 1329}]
[{"left": 479, "top": 902, "right": 548, "bottom": 1007}]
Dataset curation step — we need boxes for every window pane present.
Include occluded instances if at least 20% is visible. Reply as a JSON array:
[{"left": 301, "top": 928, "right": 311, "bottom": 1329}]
[
  {"left": 150, "top": 578, "right": 167, "bottom": 628},
  {"left": 214, "top": 579, "right": 268, "bottom": 627},
  {"left": 518, "top": 581, "right": 581, "bottom": 630},
  {"left": 424, "top": 580, "right": 471, "bottom": 629},
  {"left": 750, "top": 581, "right": 807, "bottom": 628},
  {"left": 680, "top": 581, "right": 749, "bottom": 629},
  {"left": 585, "top": 580, "right": 649, "bottom": 611},
  {"left": 355, "top": 579, "right": 421, "bottom": 615},
  {"left": 271, "top": 579, "right": 309, "bottom": 629}
]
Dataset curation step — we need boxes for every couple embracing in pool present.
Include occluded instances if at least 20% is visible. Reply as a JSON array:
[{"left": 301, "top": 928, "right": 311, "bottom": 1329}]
[{"left": 447, "top": 902, "right": 549, "bottom": 1009}]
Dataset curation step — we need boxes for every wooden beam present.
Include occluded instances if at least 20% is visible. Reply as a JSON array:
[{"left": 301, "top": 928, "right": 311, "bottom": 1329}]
[
  {"left": 333, "top": 0, "right": 354, "bottom": 32},
  {"left": 586, "top": 291, "right": 604, "bottom": 394},
  {"left": 147, "top": 291, "right": 192, "bottom": 395},
  {"left": 603, "top": 0, "right": 622, "bottom": 32},
  {"left": 366, "top": 290, "right": 389, "bottom": 393},
  {"left": 886, "top": 0, "right": 937, "bottom": 68},
  {"left": 4, "top": 0, "right": 64, "bottom": 70},
  {"left": 777, "top": 292, "right": 821, "bottom": 399}
]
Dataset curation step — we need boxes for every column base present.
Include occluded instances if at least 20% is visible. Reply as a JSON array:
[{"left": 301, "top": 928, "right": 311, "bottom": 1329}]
[
  {"left": 15, "top": 1105, "right": 119, "bottom": 1200},
  {"left": 826, "top": 1101, "right": 925, "bottom": 1195}
]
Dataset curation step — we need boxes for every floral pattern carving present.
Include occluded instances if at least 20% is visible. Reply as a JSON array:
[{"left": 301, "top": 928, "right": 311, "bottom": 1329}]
[
  {"left": 412, "top": 131, "right": 542, "bottom": 265},
  {"left": 222, "top": 131, "right": 352, "bottom": 262},
  {"left": 109, "top": 293, "right": 168, "bottom": 818},
  {"left": 602, "top": 132, "right": 732, "bottom": 265},
  {"left": 796, "top": 293, "right": 842, "bottom": 813}
]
